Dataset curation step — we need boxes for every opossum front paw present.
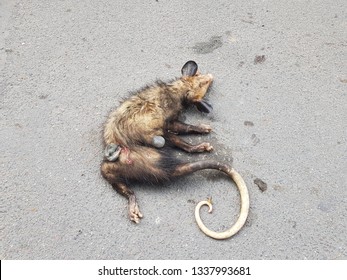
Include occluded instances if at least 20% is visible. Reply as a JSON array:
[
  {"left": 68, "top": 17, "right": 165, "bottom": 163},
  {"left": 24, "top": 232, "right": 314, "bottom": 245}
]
[
  {"left": 152, "top": 136, "right": 165, "bottom": 148},
  {"left": 129, "top": 203, "right": 143, "bottom": 224},
  {"left": 197, "top": 142, "right": 214, "bottom": 152},
  {"left": 198, "top": 124, "right": 212, "bottom": 134}
]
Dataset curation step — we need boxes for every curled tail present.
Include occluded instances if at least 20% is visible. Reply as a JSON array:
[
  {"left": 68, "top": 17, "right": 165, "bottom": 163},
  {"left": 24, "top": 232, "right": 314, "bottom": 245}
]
[
  {"left": 195, "top": 168, "right": 249, "bottom": 240},
  {"left": 172, "top": 160, "right": 250, "bottom": 240}
]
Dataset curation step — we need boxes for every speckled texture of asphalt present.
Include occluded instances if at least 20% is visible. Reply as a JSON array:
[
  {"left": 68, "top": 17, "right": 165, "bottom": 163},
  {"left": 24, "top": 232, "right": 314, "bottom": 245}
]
[{"left": 1, "top": 0, "right": 346, "bottom": 259}]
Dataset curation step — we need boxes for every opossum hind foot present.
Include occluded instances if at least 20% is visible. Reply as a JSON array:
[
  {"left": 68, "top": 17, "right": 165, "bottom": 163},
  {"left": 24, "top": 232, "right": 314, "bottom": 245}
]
[{"left": 129, "top": 196, "right": 143, "bottom": 223}]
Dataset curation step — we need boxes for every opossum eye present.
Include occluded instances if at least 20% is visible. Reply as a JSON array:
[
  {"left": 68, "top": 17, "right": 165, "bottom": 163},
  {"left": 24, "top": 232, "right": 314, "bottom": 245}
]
[
  {"left": 181, "top": 61, "right": 198, "bottom": 77},
  {"left": 195, "top": 100, "right": 213, "bottom": 113}
]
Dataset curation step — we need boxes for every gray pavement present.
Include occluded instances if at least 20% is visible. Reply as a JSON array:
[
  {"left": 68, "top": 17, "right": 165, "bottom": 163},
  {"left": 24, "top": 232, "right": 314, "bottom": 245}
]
[{"left": 1, "top": 0, "right": 346, "bottom": 259}]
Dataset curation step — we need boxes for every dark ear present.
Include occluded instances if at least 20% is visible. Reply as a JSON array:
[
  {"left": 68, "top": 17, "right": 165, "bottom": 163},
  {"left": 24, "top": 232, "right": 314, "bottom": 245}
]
[
  {"left": 195, "top": 100, "right": 213, "bottom": 113},
  {"left": 181, "top": 60, "right": 198, "bottom": 76}
]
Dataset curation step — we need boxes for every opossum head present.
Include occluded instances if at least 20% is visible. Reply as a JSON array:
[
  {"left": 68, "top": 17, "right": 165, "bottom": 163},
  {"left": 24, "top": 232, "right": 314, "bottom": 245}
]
[{"left": 180, "top": 61, "right": 213, "bottom": 113}]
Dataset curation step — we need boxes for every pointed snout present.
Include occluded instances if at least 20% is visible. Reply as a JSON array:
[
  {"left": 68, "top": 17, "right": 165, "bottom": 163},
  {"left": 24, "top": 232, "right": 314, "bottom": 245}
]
[{"left": 206, "top": 73, "right": 214, "bottom": 80}]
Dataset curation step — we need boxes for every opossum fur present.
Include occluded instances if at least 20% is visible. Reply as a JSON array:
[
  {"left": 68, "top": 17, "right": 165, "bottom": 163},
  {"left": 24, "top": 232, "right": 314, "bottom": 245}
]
[{"left": 100, "top": 61, "right": 249, "bottom": 239}]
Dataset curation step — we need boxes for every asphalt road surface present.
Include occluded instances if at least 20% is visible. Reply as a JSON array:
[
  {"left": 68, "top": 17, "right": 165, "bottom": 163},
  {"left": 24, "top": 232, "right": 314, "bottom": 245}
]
[{"left": 1, "top": 0, "right": 346, "bottom": 259}]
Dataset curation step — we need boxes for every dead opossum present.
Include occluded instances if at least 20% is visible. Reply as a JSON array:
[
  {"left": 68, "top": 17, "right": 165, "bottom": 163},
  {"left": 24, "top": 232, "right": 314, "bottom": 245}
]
[{"left": 101, "top": 61, "right": 249, "bottom": 239}]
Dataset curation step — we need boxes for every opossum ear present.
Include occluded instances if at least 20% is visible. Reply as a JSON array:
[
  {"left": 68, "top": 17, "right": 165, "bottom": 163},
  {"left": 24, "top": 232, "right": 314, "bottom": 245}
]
[
  {"left": 195, "top": 100, "right": 213, "bottom": 113},
  {"left": 181, "top": 61, "right": 198, "bottom": 77}
]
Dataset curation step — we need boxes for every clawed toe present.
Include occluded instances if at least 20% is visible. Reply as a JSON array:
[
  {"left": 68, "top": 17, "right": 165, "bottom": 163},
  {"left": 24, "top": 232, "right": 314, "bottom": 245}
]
[
  {"left": 129, "top": 204, "right": 143, "bottom": 224},
  {"left": 199, "top": 142, "right": 213, "bottom": 152},
  {"left": 204, "top": 143, "right": 213, "bottom": 152},
  {"left": 199, "top": 124, "right": 212, "bottom": 134}
]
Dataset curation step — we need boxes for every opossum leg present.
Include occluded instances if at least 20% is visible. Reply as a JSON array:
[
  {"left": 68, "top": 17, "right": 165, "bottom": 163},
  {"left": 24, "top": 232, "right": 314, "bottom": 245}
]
[
  {"left": 165, "top": 132, "right": 213, "bottom": 153},
  {"left": 167, "top": 121, "right": 212, "bottom": 135},
  {"left": 100, "top": 162, "right": 143, "bottom": 223},
  {"left": 152, "top": 135, "right": 165, "bottom": 148},
  {"left": 114, "top": 182, "right": 143, "bottom": 223}
]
